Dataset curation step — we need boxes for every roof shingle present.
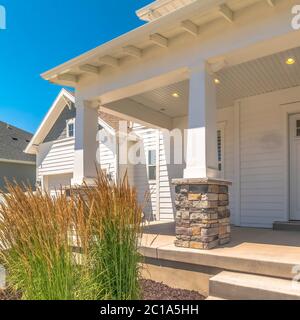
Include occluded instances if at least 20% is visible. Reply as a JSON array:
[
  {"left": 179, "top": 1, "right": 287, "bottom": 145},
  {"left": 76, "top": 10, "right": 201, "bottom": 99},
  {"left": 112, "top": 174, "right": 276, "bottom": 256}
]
[{"left": 0, "top": 121, "right": 36, "bottom": 163}]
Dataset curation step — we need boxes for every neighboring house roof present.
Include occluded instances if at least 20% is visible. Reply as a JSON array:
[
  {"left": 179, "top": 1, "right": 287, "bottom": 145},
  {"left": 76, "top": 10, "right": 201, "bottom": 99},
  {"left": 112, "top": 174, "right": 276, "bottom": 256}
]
[
  {"left": 0, "top": 121, "right": 35, "bottom": 164},
  {"left": 25, "top": 88, "right": 75, "bottom": 154},
  {"left": 99, "top": 111, "right": 127, "bottom": 132}
]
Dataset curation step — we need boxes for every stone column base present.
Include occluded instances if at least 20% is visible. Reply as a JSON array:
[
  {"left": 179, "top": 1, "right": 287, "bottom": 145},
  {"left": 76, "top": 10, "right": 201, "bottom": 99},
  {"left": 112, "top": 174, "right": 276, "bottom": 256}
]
[{"left": 172, "top": 178, "right": 232, "bottom": 250}]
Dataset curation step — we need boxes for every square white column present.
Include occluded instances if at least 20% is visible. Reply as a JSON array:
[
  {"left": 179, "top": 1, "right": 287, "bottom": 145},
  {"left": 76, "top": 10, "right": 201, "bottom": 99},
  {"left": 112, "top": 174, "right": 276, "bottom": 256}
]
[
  {"left": 72, "top": 98, "right": 99, "bottom": 185},
  {"left": 184, "top": 63, "right": 219, "bottom": 179}
]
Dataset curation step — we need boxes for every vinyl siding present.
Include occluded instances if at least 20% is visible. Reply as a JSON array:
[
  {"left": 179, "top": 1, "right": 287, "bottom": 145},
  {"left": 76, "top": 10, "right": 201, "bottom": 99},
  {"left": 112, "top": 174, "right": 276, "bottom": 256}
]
[
  {"left": 37, "top": 138, "right": 75, "bottom": 179},
  {"left": 238, "top": 92, "right": 286, "bottom": 228},
  {"left": 38, "top": 126, "right": 116, "bottom": 188},
  {"left": 158, "top": 117, "right": 186, "bottom": 221},
  {"left": 132, "top": 118, "right": 185, "bottom": 221},
  {"left": 132, "top": 124, "right": 158, "bottom": 220},
  {"left": 43, "top": 105, "right": 76, "bottom": 143},
  {"left": 158, "top": 133, "right": 176, "bottom": 220},
  {"left": 98, "top": 128, "right": 116, "bottom": 181},
  {"left": 46, "top": 173, "right": 73, "bottom": 196}
]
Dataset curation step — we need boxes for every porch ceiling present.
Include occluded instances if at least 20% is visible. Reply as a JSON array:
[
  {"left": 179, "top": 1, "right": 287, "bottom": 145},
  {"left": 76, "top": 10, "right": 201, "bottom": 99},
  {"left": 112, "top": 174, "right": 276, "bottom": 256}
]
[
  {"left": 103, "top": 45, "right": 300, "bottom": 121},
  {"left": 216, "top": 45, "right": 300, "bottom": 108},
  {"left": 130, "top": 80, "right": 189, "bottom": 118}
]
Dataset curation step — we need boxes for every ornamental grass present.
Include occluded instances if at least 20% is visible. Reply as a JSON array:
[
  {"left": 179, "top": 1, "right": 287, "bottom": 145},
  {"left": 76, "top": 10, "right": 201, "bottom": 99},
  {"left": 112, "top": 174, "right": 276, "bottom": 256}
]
[
  {"left": 75, "top": 172, "right": 143, "bottom": 300},
  {"left": 0, "top": 171, "right": 143, "bottom": 300},
  {"left": 0, "top": 184, "right": 79, "bottom": 300}
]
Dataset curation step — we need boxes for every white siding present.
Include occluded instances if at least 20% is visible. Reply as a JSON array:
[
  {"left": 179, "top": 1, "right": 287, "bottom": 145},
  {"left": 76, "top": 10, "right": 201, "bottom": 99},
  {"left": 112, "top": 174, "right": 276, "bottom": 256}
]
[
  {"left": 37, "top": 138, "right": 75, "bottom": 178},
  {"left": 238, "top": 93, "right": 285, "bottom": 228},
  {"left": 226, "top": 85, "right": 300, "bottom": 228},
  {"left": 159, "top": 116, "right": 186, "bottom": 220},
  {"left": 132, "top": 117, "right": 186, "bottom": 221},
  {"left": 158, "top": 132, "right": 175, "bottom": 220},
  {"left": 38, "top": 127, "right": 117, "bottom": 187},
  {"left": 99, "top": 128, "right": 116, "bottom": 181},
  {"left": 46, "top": 173, "right": 73, "bottom": 196},
  {"left": 132, "top": 124, "right": 158, "bottom": 220}
]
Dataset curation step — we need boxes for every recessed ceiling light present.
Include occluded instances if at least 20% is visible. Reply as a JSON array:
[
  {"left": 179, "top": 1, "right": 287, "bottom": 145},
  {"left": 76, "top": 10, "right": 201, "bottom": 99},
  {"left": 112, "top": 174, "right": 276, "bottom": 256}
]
[
  {"left": 172, "top": 92, "right": 180, "bottom": 98},
  {"left": 214, "top": 78, "right": 220, "bottom": 84},
  {"left": 286, "top": 58, "right": 296, "bottom": 65}
]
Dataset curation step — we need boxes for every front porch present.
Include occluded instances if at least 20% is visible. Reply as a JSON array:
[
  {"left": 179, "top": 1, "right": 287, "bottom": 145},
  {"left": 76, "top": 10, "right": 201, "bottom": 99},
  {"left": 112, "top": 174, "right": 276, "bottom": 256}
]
[
  {"left": 141, "top": 222, "right": 300, "bottom": 298},
  {"left": 72, "top": 41, "right": 300, "bottom": 228},
  {"left": 48, "top": 0, "right": 300, "bottom": 251}
]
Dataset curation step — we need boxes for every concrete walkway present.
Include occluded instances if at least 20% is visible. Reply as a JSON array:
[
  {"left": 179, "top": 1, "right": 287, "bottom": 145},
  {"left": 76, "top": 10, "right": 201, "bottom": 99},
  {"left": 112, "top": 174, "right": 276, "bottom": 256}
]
[{"left": 141, "top": 222, "right": 300, "bottom": 279}]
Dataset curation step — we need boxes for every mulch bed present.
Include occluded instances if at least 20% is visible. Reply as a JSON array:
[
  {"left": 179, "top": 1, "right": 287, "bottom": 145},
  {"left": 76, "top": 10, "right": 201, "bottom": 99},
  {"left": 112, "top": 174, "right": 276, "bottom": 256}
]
[
  {"left": 0, "top": 280, "right": 205, "bottom": 300},
  {"left": 141, "top": 279, "right": 205, "bottom": 300}
]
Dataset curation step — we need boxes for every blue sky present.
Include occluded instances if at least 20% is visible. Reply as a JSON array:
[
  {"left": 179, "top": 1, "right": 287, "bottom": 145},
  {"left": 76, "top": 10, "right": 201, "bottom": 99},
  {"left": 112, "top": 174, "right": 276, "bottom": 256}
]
[{"left": 0, "top": 0, "right": 151, "bottom": 133}]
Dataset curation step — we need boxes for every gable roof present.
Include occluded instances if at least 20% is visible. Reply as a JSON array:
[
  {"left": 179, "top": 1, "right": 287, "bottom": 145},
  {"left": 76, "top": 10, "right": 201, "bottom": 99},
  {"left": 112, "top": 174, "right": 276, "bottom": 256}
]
[
  {"left": 0, "top": 121, "right": 35, "bottom": 164},
  {"left": 25, "top": 89, "right": 75, "bottom": 154},
  {"left": 25, "top": 89, "right": 127, "bottom": 155}
]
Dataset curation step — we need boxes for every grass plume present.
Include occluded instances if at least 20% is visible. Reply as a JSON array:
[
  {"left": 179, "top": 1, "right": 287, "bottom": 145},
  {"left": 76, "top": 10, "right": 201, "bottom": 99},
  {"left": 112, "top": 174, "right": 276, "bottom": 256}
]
[{"left": 0, "top": 171, "right": 143, "bottom": 300}]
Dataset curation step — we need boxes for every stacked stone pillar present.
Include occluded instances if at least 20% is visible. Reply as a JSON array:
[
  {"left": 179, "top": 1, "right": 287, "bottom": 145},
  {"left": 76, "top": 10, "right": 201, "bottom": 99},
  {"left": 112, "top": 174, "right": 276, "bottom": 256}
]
[{"left": 173, "top": 178, "right": 232, "bottom": 250}]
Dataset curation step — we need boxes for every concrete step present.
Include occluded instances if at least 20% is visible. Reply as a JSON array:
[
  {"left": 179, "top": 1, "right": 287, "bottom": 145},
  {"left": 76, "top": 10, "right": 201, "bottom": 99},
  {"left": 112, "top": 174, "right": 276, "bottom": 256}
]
[
  {"left": 273, "top": 221, "right": 300, "bottom": 231},
  {"left": 0, "top": 266, "right": 5, "bottom": 289},
  {"left": 210, "top": 271, "right": 300, "bottom": 300},
  {"left": 206, "top": 296, "right": 226, "bottom": 300}
]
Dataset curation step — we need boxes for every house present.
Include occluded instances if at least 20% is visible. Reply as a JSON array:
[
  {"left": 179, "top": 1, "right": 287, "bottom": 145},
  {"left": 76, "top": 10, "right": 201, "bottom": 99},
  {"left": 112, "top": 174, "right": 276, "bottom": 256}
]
[
  {"left": 24, "top": 89, "right": 112, "bottom": 195},
  {"left": 0, "top": 121, "right": 36, "bottom": 191},
  {"left": 25, "top": 89, "right": 175, "bottom": 221},
  {"left": 28, "top": 0, "right": 300, "bottom": 250}
]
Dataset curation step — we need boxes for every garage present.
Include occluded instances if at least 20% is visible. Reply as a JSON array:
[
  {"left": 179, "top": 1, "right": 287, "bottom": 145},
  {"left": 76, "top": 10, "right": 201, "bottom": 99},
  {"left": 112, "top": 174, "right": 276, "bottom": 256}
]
[{"left": 43, "top": 173, "right": 73, "bottom": 196}]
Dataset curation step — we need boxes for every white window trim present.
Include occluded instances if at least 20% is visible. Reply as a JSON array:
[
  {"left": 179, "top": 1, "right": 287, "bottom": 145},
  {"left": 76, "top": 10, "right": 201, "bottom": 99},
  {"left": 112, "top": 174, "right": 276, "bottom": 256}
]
[
  {"left": 147, "top": 149, "right": 157, "bottom": 182},
  {"left": 280, "top": 101, "right": 300, "bottom": 222},
  {"left": 66, "top": 118, "right": 75, "bottom": 138}
]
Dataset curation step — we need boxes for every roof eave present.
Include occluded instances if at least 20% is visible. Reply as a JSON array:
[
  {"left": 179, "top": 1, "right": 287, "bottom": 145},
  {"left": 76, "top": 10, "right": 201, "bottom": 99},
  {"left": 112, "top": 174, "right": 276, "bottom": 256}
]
[
  {"left": 24, "top": 88, "right": 75, "bottom": 154},
  {"left": 41, "top": 0, "right": 222, "bottom": 82}
]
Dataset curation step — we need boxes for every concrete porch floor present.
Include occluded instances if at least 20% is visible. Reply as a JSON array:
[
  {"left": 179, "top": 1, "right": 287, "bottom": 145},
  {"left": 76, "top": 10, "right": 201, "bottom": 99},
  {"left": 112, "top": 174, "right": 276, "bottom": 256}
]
[{"left": 140, "top": 222, "right": 300, "bottom": 280}]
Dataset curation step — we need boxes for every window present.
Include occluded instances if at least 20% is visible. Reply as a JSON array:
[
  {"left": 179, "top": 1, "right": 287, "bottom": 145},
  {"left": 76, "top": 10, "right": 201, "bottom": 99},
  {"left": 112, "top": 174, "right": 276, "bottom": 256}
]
[
  {"left": 217, "top": 130, "right": 222, "bottom": 171},
  {"left": 217, "top": 125, "right": 225, "bottom": 178},
  {"left": 296, "top": 120, "right": 300, "bottom": 137},
  {"left": 67, "top": 119, "right": 75, "bottom": 138},
  {"left": 148, "top": 149, "right": 157, "bottom": 181}
]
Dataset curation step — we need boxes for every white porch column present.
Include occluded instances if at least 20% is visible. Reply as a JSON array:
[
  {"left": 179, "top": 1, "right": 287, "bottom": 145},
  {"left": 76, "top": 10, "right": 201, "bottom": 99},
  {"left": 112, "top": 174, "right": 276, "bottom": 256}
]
[
  {"left": 184, "top": 63, "right": 219, "bottom": 179},
  {"left": 72, "top": 98, "right": 99, "bottom": 185}
]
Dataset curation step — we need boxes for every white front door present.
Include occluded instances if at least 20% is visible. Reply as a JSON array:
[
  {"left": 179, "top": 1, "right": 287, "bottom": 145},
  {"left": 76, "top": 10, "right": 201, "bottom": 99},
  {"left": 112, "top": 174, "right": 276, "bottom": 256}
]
[{"left": 290, "top": 114, "right": 300, "bottom": 220}]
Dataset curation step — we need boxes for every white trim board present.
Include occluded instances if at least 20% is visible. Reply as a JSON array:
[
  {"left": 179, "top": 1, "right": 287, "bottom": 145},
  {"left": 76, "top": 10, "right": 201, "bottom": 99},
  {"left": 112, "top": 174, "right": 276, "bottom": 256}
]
[
  {"left": 233, "top": 100, "right": 241, "bottom": 226},
  {"left": 25, "top": 89, "right": 75, "bottom": 155},
  {"left": 280, "top": 101, "right": 300, "bottom": 222}
]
